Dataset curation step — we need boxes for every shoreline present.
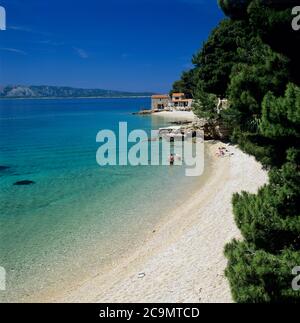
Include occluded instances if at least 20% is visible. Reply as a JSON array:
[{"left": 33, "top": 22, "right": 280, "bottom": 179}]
[
  {"left": 54, "top": 141, "right": 268, "bottom": 303},
  {"left": 151, "top": 110, "right": 197, "bottom": 121},
  {"left": 0, "top": 96, "right": 152, "bottom": 101}
]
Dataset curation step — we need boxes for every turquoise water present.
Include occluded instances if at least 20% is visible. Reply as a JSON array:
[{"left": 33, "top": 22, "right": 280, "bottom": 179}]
[{"left": 0, "top": 98, "right": 205, "bottom": 302}]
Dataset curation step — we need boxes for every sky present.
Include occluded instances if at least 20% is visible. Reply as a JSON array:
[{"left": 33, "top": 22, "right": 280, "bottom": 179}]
[{"left": 0, "top": 0, "right": 224, "bottom": 92}]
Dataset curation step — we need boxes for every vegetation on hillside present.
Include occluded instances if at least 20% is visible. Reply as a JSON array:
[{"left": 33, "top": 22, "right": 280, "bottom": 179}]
[{"left": 173, "top": 0, "right": 300, "bottom": 302}]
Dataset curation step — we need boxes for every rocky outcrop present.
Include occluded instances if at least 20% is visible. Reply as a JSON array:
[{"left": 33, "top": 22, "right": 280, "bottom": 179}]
[
  {"left": 133, "top": 110, "right": 153, "bottom": 115},
  {"left": 202, "top": 120, "right": 231, "bottom": 140}
]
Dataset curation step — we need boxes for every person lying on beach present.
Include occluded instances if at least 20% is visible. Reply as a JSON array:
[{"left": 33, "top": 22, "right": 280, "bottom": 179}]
[
  {"left": 220, "top": 146, "right": 229, "bottom": 152},
  {"left": 217, "top": 147, "right": 235, "bottom": 157},
  {"left": 216, "top": 147, "right": 227, "bottom": 157}
]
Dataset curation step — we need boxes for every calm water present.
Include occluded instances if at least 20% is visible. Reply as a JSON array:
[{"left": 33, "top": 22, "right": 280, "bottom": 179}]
[{"left": 0, "top": 98, "right": 205, "bottom": 302}]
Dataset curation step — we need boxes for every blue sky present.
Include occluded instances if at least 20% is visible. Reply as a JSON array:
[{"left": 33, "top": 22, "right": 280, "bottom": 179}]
[{"left": 0, "top": 0, "right": 224, "bottom": 92}]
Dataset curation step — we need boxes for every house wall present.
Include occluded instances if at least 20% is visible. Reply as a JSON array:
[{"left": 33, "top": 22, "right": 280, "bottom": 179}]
[
  {"left": 172, "top": 94, "right": 185, "bottom": 101},
  {"left": 151, "top": 98, "right": 170, "bottom": 110}
]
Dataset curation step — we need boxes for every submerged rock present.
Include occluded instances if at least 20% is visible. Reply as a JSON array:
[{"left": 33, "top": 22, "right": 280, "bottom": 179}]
[
  {"left": 13, "top": 180, "right": 35, "bottom": 186},
  {"left": 0, "top": 165, "right": 10, "bottom": 171},
  {"left": 132, "top": 110, "right": 153, "bottom": 115}
]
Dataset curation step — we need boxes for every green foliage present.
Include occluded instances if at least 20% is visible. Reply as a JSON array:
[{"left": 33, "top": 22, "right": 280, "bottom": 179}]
[
  {"left": 231, "top": 130, "right": 280, "bottom": 167},
  {"left": 172, "top": 19, "right": 256, "bottom": 99},
  {"left": 224, "top": 45, "right": 290, "bottom": 132},
  {"left": 192, "top": 82, "right": 219, "bottom": 120},
  {"left": 222, "top": 45, "right": 291, "bottom": 166},
  {"left": 260, "top": 83, "right": 300, "bottom": 139},
  {"left": 225, "top": 241, "right": 300, "bottom": 303},
  {"left": 171, "top": 69, "right": 197, "bottom": 99},
  {"left": 248, "top": 0, "right": 300, "bottom": 79},
  {"left": 218, "top": 0, "right": 252, "bottom": 18},
  {"left": 192, "top": 19, "right": 254, "bottom": 97},
  {"left": 172, "top": 1, "right": 300, "bottom": 302},
  {"left": 223, "top": 1, "right": 300, "bottom": 303},
  {"left": 232, "top": 161, "right": 300, "bottom": 252}
]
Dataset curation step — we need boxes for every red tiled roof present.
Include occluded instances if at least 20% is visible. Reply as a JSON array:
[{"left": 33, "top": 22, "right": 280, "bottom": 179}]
[
  {"left": 172, "top": 93, "right": 185, "bottom": 97},
  {"left": 152, "top": 94, "right": 169, "bottom": 99}
]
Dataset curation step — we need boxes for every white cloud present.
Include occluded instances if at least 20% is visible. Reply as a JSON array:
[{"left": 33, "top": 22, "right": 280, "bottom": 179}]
[
  {"left": 8, "top": 25, "right": 51, "bottom": 36},
  {"left": 0, "top": 47, "right": 27, "bottom": 55},
  {"left": 73, "top": 47, "right": 88, "bottom": 59}
]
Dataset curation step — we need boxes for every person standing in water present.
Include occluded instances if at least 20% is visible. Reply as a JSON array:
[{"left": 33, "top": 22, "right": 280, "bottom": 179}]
[{"left": 169, "top": 154, "right": 175, "bottom": 166}]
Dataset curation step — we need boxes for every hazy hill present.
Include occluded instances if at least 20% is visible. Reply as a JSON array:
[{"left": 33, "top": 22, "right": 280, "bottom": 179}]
[{"left": 0, "top": 85, "right": 153, "bottom": 98}]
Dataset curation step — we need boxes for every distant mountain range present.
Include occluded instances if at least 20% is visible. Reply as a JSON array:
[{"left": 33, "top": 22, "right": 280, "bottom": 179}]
[{"left": 0, "top": 85, "right": 153, "bottom": 98}]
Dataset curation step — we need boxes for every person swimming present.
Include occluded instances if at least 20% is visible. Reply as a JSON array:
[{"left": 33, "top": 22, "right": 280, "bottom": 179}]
[{"left": 169, "top": 154, "right": 175, "bottom": 165}]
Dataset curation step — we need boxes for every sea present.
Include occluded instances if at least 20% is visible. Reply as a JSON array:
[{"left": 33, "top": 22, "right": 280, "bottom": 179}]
[{"left": 0, "top": 98, "right": 207, "bottom": 302}]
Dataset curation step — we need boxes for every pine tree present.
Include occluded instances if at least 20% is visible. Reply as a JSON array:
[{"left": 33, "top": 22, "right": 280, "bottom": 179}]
[
  {"left": 221, "top": 1, "right": 300, "bottom": 303},
  {"left": 173, "top": 0, "right": 300, "bottom": 302}
]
